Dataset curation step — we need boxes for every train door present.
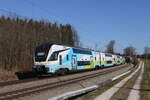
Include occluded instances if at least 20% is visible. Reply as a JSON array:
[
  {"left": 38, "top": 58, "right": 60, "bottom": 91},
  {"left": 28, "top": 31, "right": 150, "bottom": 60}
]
[
  {"left": 99, "top": 53, "right": 101, "bottom": 66},
  {"left": 72, "top": 55, "right": 77, "bottom": 70},
  {"left": 90, "top": 56, "right": 93, "bottom": 64},
  {"left": 102, "top": 54, "right": 105, "bottom": 66}
]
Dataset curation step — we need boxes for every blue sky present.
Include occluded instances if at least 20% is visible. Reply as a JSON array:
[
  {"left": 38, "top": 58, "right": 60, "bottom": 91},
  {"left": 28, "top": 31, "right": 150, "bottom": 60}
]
[{"left": 0, "top": 0, "right": 150, "bottom": 54}]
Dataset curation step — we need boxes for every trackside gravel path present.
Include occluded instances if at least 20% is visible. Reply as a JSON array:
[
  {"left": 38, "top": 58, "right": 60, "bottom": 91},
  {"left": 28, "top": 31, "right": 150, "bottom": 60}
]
[
  {"left": 94, "top": 61, "right": 143, "bottom": 100},
  {"left": 127, "top": 63, "right": 144, "bottom": 100}
]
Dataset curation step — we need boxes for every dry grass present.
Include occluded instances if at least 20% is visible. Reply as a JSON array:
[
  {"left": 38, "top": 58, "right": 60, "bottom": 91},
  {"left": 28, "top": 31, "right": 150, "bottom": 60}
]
[
  {"left": 76, "top": 64, "right": 138, "bottom": 100},
  {"left": 111, "top": 68, "right": 140, "bottom": 100},
  {"left": 140, "top": 60, "right": 150, "bottom": 100},
  {"left": 76, "top": 72, "right": 131, "bottom": 100},
  {"left": 0, "top": 69, "right": 18, "bottom": 82}
]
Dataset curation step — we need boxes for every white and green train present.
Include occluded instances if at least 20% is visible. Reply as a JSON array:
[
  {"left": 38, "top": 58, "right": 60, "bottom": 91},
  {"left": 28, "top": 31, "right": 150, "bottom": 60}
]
[{"left": 32, "top": 43, "right": 125, "bottom": 74}]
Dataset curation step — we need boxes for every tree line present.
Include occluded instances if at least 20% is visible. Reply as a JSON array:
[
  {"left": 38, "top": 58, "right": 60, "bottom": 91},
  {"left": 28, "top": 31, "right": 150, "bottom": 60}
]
[
  {"left": 105, "top": 40, "right": 150, "bottom": 60},
  {"left": 0, "top": 16, "right": 80, "bottom": 71},
  {"left": 0, "top": 15, "right": 149, "bottom": 72},
  {"left": 139, "top": 47, "right": 150, "bottom": 59}
]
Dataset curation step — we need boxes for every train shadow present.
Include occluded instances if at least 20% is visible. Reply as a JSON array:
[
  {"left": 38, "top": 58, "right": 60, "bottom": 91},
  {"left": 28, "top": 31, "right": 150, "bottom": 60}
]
[{"left": 15, "top": 71, "right": 37, "bottom": 80}]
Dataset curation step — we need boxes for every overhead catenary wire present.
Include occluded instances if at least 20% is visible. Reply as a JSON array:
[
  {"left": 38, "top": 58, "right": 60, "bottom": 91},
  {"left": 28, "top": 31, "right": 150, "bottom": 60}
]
[
  {"left": 0, "top": 8, "right": 25, "bottom": 19},
  {"left": 21, "top": 0, "right": 67, "bottom": 22}
]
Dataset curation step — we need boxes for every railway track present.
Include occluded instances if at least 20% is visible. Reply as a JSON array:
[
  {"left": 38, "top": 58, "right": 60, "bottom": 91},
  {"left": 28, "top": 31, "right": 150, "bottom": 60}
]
[
  {"left": 0, "top": 64, "right": 132, "bottom": 100},
  {"left": 0, "top": 65, "right": 122, "bottom": 87},
  {"left": 0, "top": 78, "right": 38, "bottom": 87},
  {"left": 0, "top": 70, "right": 99, "bottom": 87},
  {"left": 0, "top": 64, "right": 127, "bottom": 87}
]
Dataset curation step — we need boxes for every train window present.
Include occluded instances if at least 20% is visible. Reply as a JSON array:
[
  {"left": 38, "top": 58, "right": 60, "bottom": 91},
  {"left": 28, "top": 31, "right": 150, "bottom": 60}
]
[
  {"left": 117, "top": 56, "right": 120, "bottom": 58},
  {"left": 66, "top": 55, "right": 69, "bottom": 61},
  {"left": 73, "top": 48, "right": 92, "bottom": 55},
  {"left": 105, "top": 54, "right": 112, "bottom": 57},
  {"left": 35, "top": 43, "right": 52, "bottom": 62},
  {"left": 107, "top": 61, "right": 112, "bottom": 64},
  {"left": 59, "top": 55, "right": 62, "bottom": 65},
  {"left": 49, "top": 52, "right": 59, "bottom": 61},
  {"left": 77, "top": 61, "right": 91, "bottom": 66}
]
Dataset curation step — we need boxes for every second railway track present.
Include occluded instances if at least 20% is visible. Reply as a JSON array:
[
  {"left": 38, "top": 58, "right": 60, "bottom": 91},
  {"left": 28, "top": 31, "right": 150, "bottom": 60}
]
[{"left": 0, "top": 64, "right": 133, "bottom": 100}]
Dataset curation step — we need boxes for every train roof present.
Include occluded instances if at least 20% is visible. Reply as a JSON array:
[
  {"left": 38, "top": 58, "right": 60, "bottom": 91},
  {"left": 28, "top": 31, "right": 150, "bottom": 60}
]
[
  {"left": 36, "top": 43, "right": 124, "bottom": 57},
  {"left": 37, "top": 42, "right": 94, "bottom": 51}
]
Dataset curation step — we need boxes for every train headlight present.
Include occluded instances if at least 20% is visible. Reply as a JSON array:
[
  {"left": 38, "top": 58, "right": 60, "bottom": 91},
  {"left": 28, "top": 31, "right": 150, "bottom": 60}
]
[{"left": 32, "top": 66, "right": 36, "bottom": 68}]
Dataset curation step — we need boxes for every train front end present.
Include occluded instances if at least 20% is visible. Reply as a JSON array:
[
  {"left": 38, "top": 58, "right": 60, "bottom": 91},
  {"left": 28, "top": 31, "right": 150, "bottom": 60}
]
[{"left": 32, "top": 43, "right": 53, "bottom": 74}]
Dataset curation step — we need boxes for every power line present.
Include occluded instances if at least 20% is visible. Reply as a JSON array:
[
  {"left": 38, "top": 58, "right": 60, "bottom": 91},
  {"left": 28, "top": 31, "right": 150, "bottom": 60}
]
[
  {"left": 0, "top": 8, "right": 16, "bottom": 15},
  {"left": 0, "top": 8, "right": 25, "bottom": 18},
  {"left": 21, "top": 0, "right": 64, "bottom": 21}
]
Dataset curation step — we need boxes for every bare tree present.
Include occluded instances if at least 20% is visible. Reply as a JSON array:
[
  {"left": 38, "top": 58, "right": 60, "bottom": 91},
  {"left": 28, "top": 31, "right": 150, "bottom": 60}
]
[
  {"left": 144, "top": 46, "right": 150, "bottom": 54},
  {"left": 123, "top": 46, "right": 136, "bottom": 56},
  {"left": 144, "top": 46, "right": 150, "bottom": 59},
  {"left": 106, "top": 40, "right": 115, "bottom": 54}
]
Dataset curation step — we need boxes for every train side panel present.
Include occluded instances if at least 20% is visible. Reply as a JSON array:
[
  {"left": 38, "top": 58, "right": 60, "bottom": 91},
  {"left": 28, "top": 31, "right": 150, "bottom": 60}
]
[{"left": 33, "top": 43, "right": 125, "bottom": 74}]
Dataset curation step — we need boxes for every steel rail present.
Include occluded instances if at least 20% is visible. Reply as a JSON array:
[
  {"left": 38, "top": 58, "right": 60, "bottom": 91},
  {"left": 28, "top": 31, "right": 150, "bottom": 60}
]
[{"left": 0, "top": 64, "right": 131, "bottom": 100}]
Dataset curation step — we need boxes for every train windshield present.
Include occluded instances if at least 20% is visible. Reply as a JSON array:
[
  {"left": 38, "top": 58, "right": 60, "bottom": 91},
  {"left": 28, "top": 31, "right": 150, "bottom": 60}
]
[
  {"left": 35, "top": 43, "right": 53, "bottom": 62},
  {"left": 49, "top": 51, "right": 59, "bottom": 61}
]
